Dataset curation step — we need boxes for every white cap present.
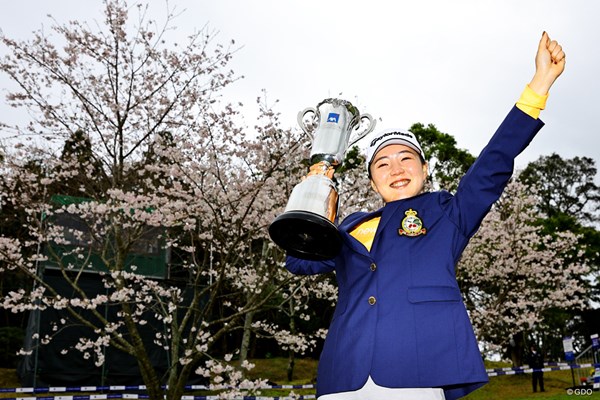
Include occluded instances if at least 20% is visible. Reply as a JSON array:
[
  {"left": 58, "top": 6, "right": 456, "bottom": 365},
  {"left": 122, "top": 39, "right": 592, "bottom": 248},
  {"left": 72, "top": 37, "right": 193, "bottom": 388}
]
[{"left": 366, "top": 129, "right": 426, "bottom": 173}]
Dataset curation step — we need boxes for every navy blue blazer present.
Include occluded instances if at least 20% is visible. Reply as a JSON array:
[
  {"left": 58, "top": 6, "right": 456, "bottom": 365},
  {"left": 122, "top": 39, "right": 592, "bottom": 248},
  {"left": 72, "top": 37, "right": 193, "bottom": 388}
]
[{"left": 286, "top": 106, "right": 545, "bottom": 400}]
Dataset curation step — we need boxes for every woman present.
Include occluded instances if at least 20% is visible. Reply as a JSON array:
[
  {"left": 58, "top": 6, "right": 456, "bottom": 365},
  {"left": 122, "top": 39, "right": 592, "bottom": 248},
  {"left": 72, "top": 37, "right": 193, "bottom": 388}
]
[{"left": 285, "top": 32, "right": 565, "bottom": 400}]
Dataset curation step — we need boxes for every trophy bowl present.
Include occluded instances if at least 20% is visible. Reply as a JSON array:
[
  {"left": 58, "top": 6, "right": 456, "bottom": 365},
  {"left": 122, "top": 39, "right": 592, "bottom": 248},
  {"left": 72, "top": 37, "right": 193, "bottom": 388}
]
[{"left": 269, "top": 211, "right": 342, "bottom": 261}]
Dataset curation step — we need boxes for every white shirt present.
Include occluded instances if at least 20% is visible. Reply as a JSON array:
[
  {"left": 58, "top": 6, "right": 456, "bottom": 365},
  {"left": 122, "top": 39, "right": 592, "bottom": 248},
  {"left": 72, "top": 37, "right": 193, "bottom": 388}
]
[{"left": 318, "top": 376, "right": 446, "bottom": 400}]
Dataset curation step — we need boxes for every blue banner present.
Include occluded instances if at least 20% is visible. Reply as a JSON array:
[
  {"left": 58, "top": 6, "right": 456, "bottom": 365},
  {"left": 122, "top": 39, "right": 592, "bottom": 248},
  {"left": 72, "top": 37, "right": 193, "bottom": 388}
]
[{"left": 563, "top": 336, "right": 575, "bottom": 362}]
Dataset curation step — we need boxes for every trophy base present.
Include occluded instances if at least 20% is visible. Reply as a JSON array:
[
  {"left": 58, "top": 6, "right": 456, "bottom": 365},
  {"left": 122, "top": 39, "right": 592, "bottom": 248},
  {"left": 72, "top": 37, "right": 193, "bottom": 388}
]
[{"left": 269, "top": 211, "right": 342, "bottom": 261}]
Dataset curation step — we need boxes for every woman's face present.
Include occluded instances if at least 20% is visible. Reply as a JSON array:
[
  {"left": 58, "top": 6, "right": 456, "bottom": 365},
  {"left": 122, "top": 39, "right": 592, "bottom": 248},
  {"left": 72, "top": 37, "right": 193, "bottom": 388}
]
[{"left": 369, "top": 144, "right": 428, "bottom": 203}]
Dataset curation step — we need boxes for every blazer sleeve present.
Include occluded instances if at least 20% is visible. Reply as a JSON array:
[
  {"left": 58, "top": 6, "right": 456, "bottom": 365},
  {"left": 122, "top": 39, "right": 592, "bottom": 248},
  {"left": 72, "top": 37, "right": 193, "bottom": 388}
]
[
  {"left": 285, "top": 254, "right": 336, "bottom": 275},
  {"left": 447, "top": 106, "right": 545, "bottom": 238}
]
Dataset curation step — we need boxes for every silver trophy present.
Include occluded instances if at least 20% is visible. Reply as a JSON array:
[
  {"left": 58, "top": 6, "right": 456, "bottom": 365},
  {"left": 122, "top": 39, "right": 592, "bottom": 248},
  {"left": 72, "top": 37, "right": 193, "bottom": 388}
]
[{"left": 269, "top": 98, "right": 375, "bottom": 260}]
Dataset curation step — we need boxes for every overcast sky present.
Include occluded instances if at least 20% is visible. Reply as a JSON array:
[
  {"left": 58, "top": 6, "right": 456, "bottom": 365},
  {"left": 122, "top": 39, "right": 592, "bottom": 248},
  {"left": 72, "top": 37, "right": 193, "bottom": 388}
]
[{"left": 1, "top": 0, "right": 598, "bottom": 171}]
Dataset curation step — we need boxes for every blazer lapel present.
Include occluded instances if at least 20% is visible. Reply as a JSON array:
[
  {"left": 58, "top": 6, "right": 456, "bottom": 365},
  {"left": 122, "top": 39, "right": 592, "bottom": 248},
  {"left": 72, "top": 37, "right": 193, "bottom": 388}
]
[{"left": 369, "top": 200, "right": 405, "bottom": 254}]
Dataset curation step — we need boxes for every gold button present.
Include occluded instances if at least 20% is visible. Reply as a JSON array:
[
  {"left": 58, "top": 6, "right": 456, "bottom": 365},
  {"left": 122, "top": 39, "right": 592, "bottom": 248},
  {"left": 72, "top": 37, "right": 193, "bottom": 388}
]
[
  {"left": 370, "top": 263, "right": 377, "bottom": 271},
  {"left": 368, "top": 296, "right": 376, "bottom": 305}
]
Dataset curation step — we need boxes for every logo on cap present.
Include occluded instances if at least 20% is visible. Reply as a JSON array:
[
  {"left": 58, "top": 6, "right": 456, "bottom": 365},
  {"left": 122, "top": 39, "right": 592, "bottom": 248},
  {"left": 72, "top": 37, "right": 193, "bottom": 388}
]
[{"left": 370, "top": 131, "right": 415, "bottom": 147}]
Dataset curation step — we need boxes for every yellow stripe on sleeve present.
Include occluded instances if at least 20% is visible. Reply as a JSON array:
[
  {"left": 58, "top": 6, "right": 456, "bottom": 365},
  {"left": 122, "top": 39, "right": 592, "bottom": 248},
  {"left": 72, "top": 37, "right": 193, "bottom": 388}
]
[{"left": 516, "top": 84, "right": 549, "bottom": 119}]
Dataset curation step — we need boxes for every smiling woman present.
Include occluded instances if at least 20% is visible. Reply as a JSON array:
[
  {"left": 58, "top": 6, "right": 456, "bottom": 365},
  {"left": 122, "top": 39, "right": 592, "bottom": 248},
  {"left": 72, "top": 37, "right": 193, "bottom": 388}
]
[
  {"left": 283, "top": 32, "right": 566, "bottom": 400},
  {"left": 368, "top": 142, "right": 428, "bottom": 202}
]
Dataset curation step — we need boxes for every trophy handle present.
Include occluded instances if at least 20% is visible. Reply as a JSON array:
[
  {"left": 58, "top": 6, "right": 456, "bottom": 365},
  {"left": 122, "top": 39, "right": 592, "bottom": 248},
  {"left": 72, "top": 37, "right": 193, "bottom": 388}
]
[
  {"left": 297, "top": 107, "right": 318, "bottom": 141},
  {"left": 348, "top": 113, "right": 376, "bottom": 147}
]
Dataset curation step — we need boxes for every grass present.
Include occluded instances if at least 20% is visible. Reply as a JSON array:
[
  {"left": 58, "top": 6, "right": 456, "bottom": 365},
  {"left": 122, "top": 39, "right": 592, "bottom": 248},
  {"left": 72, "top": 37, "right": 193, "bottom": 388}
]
[
  {"left": 464, "top": 369, "right": 594, "bottom": 399},
  {"left": 1, "top": 360, "right": 599, "bottom": 399},
  {"left": 246, "top": 357, "right": 318, "bottom": 384},
  {"left": 0, "top": 369, "right": 18, "bottom": 389}
]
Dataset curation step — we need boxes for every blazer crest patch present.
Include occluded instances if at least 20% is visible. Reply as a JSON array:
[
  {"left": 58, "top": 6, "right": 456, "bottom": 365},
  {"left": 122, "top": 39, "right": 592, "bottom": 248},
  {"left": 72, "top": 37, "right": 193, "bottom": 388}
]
[{"left": 398, "top": 208, "right": 427, "bottom": 237}]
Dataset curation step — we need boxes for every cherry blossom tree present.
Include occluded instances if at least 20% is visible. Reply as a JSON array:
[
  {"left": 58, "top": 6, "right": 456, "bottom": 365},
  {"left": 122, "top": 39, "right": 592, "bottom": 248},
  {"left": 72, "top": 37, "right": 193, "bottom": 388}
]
[
  {"left": 0, "top": 1, "right": 336, "bottom": 399},
  {"left": 249, "top": 274, "right": 334, "bottom": 381},
  {"left": 336, "top": 145, "right": 382, "bottom": 216},
  {"left": 458, "top": 180, "right": 590, "bottom": 366}
]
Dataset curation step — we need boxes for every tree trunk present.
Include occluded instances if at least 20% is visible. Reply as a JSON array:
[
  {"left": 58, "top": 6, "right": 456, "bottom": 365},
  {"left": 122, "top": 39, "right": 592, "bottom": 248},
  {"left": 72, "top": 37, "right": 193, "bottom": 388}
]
[
  {"left": 286, "top": 309, "right": 296, "bottom": 381},
  {"left": 239, "top": 310, "right": 255, "bottom": 368},
  {"left": 508, "top": 331, "right": 526, "bottom": 367},
  {"left": 121, "top": 303, "right": 164, "bottom": 400},
  {"left": 287, "top": 349, "right": 295, "bottom": 382}
]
